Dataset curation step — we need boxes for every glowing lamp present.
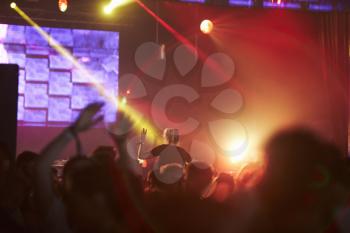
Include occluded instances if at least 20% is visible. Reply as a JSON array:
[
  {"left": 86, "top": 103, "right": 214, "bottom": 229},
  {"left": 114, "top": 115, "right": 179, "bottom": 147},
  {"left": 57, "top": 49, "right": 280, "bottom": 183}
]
[
  {"left": 10, "top": 2, "right": 16, "bottom": 9},
  {"left": 58, "top": 0, "right": 68, "bottom": 12},
  {"left": 200, "top": 19, "right": 214, "bottom": 34}
]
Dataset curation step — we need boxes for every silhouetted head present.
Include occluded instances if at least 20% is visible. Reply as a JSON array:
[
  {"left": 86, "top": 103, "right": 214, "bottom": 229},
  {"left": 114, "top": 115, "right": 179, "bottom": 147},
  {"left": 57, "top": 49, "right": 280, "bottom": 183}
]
[
  {"left": 236, "top": 162, "right": 264, "bottom": 190},
  {"left": 211, "top": 173, "right": 235, "bottom": 203},
  {"left": 185, "top": 161, "right": 214, "bottom": 197},
  {"left": 62, "top": 156, "right": 119, "bottom": 233},
  {"left": 16, "top": 151, "right": 39, "bottom": 179},
  {"left": 91, "top": 146, "right": 117, "bottom": 166},
  {"left": 259, "top": 127, "right": 345, "bottom": 204},
  {"left": 62, "top": 156, "right": 102, "bottom": 197}
]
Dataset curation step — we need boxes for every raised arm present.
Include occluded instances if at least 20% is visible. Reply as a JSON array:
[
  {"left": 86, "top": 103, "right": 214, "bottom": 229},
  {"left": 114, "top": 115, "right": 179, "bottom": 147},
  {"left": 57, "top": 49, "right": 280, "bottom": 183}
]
[
  {"left": 137, "top": 128, "right": 152, "bottom": 160},
  {"left": 34, "top": 102, "right": 104, "bottom": 213}
]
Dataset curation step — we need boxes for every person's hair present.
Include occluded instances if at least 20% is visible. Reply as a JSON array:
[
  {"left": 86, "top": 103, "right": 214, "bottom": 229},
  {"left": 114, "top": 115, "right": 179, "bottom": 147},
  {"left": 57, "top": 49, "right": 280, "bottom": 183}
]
[
  {"left": 62, "top": 156, "right": 102, "bottom": 196},
  {"left": 258, "top": 127, "right": 346, "bottom": 203},
  {"left": 185, "top": 161, "right": 214, "bottom": 196},
  {"left": 16, "top": 151, "right": 38, "bottom": 168},
  {"left": 163, "top": 128, "right": 180, "bottom": 144},
  {"left": 91, "top": 146, "right": 117, "bottom": 164}
]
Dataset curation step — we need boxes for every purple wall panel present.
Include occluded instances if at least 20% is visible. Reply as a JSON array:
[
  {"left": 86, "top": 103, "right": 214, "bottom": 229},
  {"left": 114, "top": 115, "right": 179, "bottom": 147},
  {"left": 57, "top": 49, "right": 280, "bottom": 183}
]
[
  {"left": 24, "top": 83, "right": 49, "bottom": 108},
  {"left": 26, "top": 58, "right": 49, "bottom": 81},
  {"left": 48, "top": 97, "right": 72, "bottom": 122},
  {"left": 49, "top": 72, "right": 72, "bottom": 95},
  {"left": 49, "top": 55, "right": 74, "bottom": 69}
]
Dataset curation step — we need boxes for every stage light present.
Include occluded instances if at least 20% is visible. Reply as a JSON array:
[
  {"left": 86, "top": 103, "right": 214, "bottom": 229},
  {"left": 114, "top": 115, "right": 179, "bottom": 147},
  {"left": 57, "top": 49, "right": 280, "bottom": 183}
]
[
  {"left": 121, "top": 96, "right": 127, "bottom": 104},
  {"left": 126, "top": 90, "right": 131, "bottom": 95},
  {"left": 12, "top": 3, "right": 162, "bottom": 146},
  {"left": 277, "top": 0, "right": 282, "bottom": 4},
  {"left": 10, "top": 2, "right": 16, "bottom": 9},
  {"left": 104, "top": 0, "right": 130, "bottom": 14},
  {"left": 200, "top": 19, "right": 213, "bottom": 34},
  {"left": 58, "top": 0, "right": 68, "bottom": 12},
  {"left": 104, "top": 5, "right": 113, "bottom": 14}
]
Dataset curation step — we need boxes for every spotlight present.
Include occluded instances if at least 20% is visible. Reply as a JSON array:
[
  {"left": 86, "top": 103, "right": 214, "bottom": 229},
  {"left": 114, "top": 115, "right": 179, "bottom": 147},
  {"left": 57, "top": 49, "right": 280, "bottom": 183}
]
[
  {"left": 121, "top": 96, "right": 127, "bottom": 104},
  {"left": 200, "top": 19, "right": 213, "bottom": 34},
  {"left": 10, "top": 2, "right": 16, "bottom": 9},
  {"left": 104, "top": 5, "right": 113, "bottom": 14},
  {"left": 58, "top": 0, "right": 68, "bottom": 12},
  {"left": 104, "top": 0, "right": 129, "bottom": 15}
]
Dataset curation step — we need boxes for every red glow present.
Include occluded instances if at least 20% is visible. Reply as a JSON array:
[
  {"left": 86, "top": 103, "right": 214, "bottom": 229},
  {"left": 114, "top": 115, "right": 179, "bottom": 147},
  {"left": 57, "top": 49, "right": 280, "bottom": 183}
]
[
  {"left": 133, "top": 0, "right": 233, "bottom": 92},
  {"left": 133, "top": 0, "right": 197, "bottom": 55}
]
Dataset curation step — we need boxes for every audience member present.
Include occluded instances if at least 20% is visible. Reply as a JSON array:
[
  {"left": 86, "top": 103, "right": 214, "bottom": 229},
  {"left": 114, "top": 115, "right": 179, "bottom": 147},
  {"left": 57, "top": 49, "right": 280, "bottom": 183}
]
[{"left": 0, "top": 103, "right": 348, "bottom": 233}]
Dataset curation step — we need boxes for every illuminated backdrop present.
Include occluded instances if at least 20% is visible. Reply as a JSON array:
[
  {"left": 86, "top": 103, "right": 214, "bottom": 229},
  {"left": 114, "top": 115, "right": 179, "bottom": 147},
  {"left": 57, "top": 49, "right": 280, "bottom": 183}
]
[{"left": 0, "top": 24, "right": 119, "bottom": 126}]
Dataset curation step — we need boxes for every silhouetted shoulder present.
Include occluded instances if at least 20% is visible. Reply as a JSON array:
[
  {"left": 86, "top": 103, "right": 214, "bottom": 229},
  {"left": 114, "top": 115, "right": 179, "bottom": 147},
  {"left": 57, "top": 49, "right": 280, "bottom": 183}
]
[
  {"left": 150, "top": 144, "right": 192, "bottom": 163},
  {"left": 150, "top": 144, "right": 168, "bottom": 157}
]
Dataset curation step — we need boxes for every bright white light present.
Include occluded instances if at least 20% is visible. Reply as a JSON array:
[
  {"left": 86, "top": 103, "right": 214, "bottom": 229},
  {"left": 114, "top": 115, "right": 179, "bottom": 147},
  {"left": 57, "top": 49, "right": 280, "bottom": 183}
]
[
  {"left": 104, "top": 0, "right": 129, "bottom": 14},
  {"left": 200, "top": 19, "right": 214, "bottom": 34},
  {"left": 121, "top": 96, "right": 127, "bottom": 104},
  {"left": 104, "top": 5, "right": 113, "bottom": 14},
  {"left": 10, "top": 2, "right": 16, "bottom": 9},
  {"left": 58, "top": 0, "right": 68, "bottom": 12}
]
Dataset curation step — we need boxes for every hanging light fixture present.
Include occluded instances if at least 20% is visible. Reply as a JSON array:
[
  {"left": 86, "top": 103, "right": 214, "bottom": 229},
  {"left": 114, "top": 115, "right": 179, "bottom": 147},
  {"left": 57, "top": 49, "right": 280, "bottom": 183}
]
[{"left": 58, "top": 0, "right": 68, "bottom": 12}]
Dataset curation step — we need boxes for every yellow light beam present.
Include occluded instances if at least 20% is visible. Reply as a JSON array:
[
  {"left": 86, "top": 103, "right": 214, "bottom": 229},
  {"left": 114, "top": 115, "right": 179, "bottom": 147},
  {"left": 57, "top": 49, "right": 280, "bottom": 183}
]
[
  {"left": 12, "top": 4, "right": 161, "bottom": 143},
  {"left": 104, "top": 0, "right": 133, "bottom": 14}
]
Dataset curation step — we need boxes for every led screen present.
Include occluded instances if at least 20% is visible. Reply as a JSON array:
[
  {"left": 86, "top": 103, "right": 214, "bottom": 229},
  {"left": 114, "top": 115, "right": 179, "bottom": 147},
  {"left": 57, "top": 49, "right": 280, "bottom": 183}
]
[{"left": 0, "top": 24, "right": 119, "bottom": 126}]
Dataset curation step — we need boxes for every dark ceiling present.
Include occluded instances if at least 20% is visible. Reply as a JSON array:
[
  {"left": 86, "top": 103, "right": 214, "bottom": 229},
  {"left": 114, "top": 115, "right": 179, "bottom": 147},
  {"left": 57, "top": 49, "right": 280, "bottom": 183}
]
[{"left": 0, "top": 0, "right": 348, "bottom": 31}]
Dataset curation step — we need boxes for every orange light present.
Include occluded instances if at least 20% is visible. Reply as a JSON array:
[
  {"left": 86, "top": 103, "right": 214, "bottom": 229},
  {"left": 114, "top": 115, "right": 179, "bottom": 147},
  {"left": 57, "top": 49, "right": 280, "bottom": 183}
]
[
  {"left": 58, "top": 0, "right": 68, "bottom": 12},
  {"left": 138, "top": 159, "right": 147, "bottom": 168},
  {"left": 277, "top": 0, "right": 282, "bottom": 4},
  {"left": 200, "top": 19, "right": 213, "bottom": 34}
]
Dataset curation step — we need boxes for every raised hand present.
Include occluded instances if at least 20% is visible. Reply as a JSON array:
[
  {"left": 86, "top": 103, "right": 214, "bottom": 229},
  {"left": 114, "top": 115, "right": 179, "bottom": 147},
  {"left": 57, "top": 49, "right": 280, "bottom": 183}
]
[
  {"left": 140, "top": 128, "right": 147, "bottom": 144},
  {"left": 108, "top": 111, "right": 134, "bottom": 138},
  {"left": 71, "top": 102, "right": 104, "bottom": 133}
]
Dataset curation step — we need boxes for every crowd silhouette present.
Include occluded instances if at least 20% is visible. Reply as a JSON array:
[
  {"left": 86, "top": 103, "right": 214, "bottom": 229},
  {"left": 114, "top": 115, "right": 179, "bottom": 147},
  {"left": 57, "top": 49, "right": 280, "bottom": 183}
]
[{"left": 0, "top": 102, "right": 349, "bottom": 233}]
